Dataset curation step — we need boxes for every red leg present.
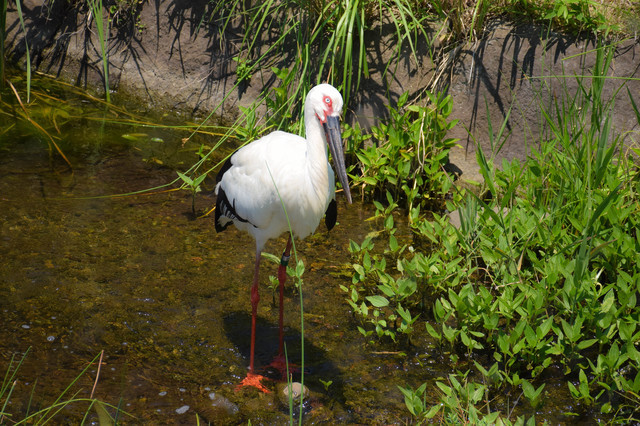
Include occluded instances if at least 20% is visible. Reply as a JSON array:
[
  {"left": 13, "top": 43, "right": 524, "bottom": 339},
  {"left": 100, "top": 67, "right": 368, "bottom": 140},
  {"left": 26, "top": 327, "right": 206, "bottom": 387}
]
[
  {"left": 269, "top": 235, "right": 294, "bottom": 376},
  {"left": 277, "top": 235, "right": 293, "bottom": 357},
  {"left": 249, "top": 249, "right": 261, "bottom": 374},
  {"left": 237, "top": 250, "right": 271, "bottom": 393}
]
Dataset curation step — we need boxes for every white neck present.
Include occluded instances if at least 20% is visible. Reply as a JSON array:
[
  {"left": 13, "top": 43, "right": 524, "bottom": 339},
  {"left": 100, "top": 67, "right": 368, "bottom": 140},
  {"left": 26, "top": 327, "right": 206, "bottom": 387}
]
[{"left": 304, "top": 104, "right": 329, "bottom": 198}]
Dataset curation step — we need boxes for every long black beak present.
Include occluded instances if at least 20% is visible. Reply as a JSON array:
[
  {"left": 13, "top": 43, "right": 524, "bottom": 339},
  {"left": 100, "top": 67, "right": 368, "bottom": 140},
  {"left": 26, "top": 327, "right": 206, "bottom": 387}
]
[{"left": 323, "top": 115, "right": 352, "bottom": 204}]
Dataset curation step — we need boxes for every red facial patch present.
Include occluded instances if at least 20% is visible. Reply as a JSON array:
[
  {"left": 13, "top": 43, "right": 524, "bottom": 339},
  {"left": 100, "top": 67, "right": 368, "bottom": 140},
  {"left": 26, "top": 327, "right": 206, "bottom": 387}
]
[{"left": 316, "top": 94, "right": 333, "bottom": 123}]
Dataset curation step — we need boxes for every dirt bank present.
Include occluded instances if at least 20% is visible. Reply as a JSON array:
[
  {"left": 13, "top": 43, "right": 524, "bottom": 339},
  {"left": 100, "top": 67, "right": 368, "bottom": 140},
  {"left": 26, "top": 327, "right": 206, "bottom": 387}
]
[{"left": 5, "top": 2, "right": 640, "bottom": 183}]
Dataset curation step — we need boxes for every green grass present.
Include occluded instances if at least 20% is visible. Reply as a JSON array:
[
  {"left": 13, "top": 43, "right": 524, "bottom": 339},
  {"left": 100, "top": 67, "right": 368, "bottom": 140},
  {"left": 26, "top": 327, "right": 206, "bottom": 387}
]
[
  {"left": 202, "top": 0, "right": 634, "bottom": 124},
  {"left": 0, "top": 349, "right": 132, "bottom": 424},
  {"left": 203, "top": 0, "right": 430, "bottom": 125},
  {"left": 0, "top": 0, "right": 7, "bottom": 92},
  {"left": 4, "top": 0, "right": 637, "bottom": 110},
  {"left": 347, "top": 41, "right": 640, "bottom": 423},
  {"left": 87, "top": 0, "right": 110, "bottom": 103}
]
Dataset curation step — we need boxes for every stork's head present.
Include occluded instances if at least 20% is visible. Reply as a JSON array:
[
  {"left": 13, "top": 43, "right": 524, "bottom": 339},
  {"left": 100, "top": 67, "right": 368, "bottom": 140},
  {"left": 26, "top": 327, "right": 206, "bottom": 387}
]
[
  {"left": 307, "top": 83, "right": 344, "bottom": 124},
  {"left": 306, "top": 84, "right": 352, "bottom": 204}
]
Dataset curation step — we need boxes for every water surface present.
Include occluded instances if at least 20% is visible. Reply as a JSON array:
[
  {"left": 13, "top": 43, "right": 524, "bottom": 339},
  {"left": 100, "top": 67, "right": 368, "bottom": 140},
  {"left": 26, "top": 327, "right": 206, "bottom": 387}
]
[{"left": 0, "top": 78, "right": 445, "bottom": 424}]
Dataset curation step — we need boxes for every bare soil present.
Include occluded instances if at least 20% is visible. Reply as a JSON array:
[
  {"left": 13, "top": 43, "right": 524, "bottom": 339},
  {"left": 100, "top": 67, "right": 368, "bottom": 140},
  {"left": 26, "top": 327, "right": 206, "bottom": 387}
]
[{"left": 5, "top": 2, "right": 640, "bottom": 183}]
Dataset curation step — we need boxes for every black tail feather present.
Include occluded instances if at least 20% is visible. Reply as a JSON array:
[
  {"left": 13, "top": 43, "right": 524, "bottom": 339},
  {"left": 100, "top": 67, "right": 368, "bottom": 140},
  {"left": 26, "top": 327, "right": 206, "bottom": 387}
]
[
  {"left": 325, "top": 199, "right": 337, "bottom": 231},
  {"left": 215, "top": 186, "right": 251, "bottom": 232}
]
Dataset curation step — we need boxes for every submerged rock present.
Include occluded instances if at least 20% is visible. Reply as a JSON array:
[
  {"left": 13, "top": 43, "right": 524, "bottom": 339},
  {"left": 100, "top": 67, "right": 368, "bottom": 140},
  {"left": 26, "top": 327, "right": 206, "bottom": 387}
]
[
  {"left": 208, "top": 391, "right": 239, "bottom": 416},
  {"left": 279, "top": 382, "right": 310, "bottom": 404},
  {"left": 175, "top": 405, "right": 190, "bottom": 415}
]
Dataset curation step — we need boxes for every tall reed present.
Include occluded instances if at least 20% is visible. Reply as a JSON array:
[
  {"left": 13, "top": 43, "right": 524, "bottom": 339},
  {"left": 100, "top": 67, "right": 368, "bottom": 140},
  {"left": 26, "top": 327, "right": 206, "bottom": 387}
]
[
  {"left": 209, "top": 0, "right": 427, "bottom": 124},
  {"left": 88, "top": 0, "right": 110, "bottom": 102},
  {"left": 14, "top": 0, "right": 30, "bottom": 102},
  {"left": 0, "top": 0, "right": 7, "bottom": 91}
]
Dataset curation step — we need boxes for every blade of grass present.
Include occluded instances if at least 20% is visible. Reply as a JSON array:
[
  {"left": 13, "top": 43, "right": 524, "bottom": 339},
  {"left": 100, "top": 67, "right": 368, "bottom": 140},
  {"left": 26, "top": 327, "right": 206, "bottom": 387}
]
[
  {"left": 0, "top": 0, "right": 7, "bottom": 91},
  {"left": 7, "top": 80, "right": 72, "bottom": 168},
  {"left": 19, "top": 397, "right": 132, "bottom": 424},
  {"left": 1, "top": 349, "right": 31, "bottom": 422},
  {"left": 1, "top": 348, "right": 30, "bottom": 398},
  {"left": 14, "top": 0, "right": 30, "bottom": 102},
  {"left": 574, "top": 183, "right": 622, "bottom": 286},
  {"left": 34, "top": 352, "right": 103, "bottom": 423},
  {"left": 265, "top": 163, "right": 306, "bottom": 423},
  {"left": 628, "top": 86, "right": 640, "bottom": 125},
  {"left": 87, "top": 0, "right": 110, "bottom": 102}
]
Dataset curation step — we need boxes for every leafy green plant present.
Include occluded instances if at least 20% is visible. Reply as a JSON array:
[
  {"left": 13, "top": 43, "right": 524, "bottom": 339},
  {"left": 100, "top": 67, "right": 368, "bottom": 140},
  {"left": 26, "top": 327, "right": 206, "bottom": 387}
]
[
  {"left": 543, "top": 0, "right": 616, "bottom": 34},
  {"left": 176, "top": 171, "right": 207, "bottom": 214},
  {"left": 345, "top": 41, "right": 640, "bottom": 423},
  {"left": 398, "top": 382, "right": 430, "bottom": 419},
  {"left": 454, "top": 44, "right": 635, "bottom": 415},
  {"left": 342, "top": 193, "right": 424, "bottom": 343},
  {"left": 351, "top": 90, "right": 459, "bottom": 216},
  {"left": 342, "top": 88, "right": 464, "bottom": 343},
  {"left": 319, "top": 378, "right": 333, "bottom": 391},
  {"left": 263, "top": 251, "right": 305, "bottom": 292},
  {"left": 401, "top": 371, "right": 540, "bottom": 424},
  {"left": 232, "top": 55, "right": 253, "bottom": 84},
  {"left": 521, "top": 379, "right": 545, "bottom": 409},
  {"left": 264, "top": 66, "right": 300, "bottom": 133}
]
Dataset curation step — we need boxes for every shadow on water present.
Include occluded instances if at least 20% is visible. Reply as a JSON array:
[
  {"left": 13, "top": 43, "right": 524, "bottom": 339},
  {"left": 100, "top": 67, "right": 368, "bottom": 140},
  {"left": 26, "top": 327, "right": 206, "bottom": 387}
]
[
  {"left": 222, "top": 309, "right": 350, "bottom": 411},
  {"left": 0, "top": 74, "right": 446, "bottom": 424}
]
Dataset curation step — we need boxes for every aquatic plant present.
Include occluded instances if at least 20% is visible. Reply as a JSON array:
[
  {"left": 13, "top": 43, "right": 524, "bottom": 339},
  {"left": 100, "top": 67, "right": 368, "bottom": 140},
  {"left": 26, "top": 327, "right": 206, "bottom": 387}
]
[
  {"left": 343, "top": 194, "right": 422, "bottom": 344},
  {"left": 177, "top": 171, "right": 207, "bottom": 215},
  {"left": 349, "top": 89, "right": 459, "bottom": 215},
  {"left": 341, "top": 87, "right": 460, "bottom": 344},
  {"left": 347, "top": 42, "right": 640, "bottom": 422}
]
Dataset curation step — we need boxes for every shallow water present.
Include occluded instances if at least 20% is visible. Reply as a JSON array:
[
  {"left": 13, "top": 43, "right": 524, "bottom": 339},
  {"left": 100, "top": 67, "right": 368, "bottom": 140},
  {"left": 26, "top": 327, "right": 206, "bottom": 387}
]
[
  {"left": 0, "top": 77, "right": 448, "bottom": 424},
  {"left": 0, "top": 75, "right": 593, "bottom": 424}
]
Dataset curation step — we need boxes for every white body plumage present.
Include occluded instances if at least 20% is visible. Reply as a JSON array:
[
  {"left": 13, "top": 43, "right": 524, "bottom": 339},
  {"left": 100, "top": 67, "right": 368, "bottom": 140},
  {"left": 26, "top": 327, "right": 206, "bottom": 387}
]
[{"left": 214, "top": 84, "right": 352, "bottom": 251}]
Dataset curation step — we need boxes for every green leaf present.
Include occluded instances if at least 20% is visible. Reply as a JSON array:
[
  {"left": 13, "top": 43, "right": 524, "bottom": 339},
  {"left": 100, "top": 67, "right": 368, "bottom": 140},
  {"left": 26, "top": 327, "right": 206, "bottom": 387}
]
[
  {"left": 366, "top": 295, "right": 389, "bottom": 308},
  {"left": 577, "top": 339, "right": 598, "bottom": 350},
  {"left": 600, "top": 289, "right": 615, "bottom": 313},
  {"left": 425, "top": 323, "right": 441, "bottom": 340},
  {"left": 176, "top": 171, "right": 193, "bottom": 186},
  {"left": 442, "top": 324, "right": 457, "bottom": 342}
]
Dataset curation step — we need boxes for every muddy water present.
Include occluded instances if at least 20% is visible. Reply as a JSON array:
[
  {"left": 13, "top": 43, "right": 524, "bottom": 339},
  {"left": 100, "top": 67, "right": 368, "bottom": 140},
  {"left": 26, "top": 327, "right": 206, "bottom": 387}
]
[{"left": 0, "top": 82, "right": 447, "bottom": 424}]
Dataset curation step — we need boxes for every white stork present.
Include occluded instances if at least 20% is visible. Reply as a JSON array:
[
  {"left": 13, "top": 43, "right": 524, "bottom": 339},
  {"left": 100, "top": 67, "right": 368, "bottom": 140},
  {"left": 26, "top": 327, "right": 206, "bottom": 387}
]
[{"left": 214, "top": 84, "right": 352, "bottom": 391}]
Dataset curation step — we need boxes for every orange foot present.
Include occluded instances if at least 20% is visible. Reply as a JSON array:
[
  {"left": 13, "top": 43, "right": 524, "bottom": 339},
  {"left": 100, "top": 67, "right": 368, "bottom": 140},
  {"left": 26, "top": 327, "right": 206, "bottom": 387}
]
[{"left": 235, "top": 372, "right": 272, "bottom": 393}]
